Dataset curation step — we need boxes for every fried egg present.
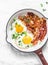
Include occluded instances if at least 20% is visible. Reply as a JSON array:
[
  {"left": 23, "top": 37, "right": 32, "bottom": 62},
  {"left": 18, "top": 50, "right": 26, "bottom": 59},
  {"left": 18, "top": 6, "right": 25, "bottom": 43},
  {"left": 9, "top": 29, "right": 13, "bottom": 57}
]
[
  {"left": 15, "top": 30, "right": 34, "bottom": 49},
  {"left": 12, "top": 19, "right": 27, "bottom": 33},
  {"left": 11, "top": 18, "right": 34, "bottom": 49}
]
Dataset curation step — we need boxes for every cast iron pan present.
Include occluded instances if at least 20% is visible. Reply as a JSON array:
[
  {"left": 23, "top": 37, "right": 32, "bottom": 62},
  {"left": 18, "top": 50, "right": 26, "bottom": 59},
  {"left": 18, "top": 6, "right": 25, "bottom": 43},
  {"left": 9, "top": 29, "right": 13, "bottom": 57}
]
[{"left": 6, "top": 9, "right": 48, "bottom": 65}]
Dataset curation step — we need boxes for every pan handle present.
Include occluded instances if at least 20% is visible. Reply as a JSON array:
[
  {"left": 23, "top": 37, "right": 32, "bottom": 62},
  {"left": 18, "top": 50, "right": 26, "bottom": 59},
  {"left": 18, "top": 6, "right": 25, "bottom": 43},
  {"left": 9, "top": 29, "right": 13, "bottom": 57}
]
[{"left": 34, "top": 48, "right": 48, "bottom": 65}]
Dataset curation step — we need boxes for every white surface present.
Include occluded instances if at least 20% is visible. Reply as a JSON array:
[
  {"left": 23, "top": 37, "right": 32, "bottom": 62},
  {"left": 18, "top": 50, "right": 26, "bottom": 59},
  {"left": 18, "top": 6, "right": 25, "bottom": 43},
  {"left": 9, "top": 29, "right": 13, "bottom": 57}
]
[{"left": 0, "top": 0, "right": 48, "bottom": 65}]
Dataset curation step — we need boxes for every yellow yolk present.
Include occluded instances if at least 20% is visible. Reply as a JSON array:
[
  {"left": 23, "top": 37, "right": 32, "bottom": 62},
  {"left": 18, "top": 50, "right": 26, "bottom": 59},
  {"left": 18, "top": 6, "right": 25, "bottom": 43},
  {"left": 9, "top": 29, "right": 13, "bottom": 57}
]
[
  {"left": 15, "top": 24, "right": 23, "bottom": 33},
  {"left": 22, "top": 36, "right": 32, "bottom": 44}
]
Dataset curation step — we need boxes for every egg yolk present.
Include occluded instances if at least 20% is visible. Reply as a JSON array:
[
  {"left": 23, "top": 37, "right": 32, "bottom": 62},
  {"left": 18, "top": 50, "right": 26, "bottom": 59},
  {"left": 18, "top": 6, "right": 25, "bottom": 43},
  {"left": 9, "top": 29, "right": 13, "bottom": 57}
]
[
  {"left": 22, "top": 36, "right": 32, "bottom": 44},
  {"left": 15, "top": 24, "right": 23, "bottom": 33}
]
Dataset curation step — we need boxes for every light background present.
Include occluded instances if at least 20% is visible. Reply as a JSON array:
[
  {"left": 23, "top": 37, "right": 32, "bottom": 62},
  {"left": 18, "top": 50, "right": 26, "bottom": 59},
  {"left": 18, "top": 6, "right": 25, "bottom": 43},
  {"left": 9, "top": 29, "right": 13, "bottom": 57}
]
[{"left": 0, "top": 0, "right": 48, "bottom": 65}]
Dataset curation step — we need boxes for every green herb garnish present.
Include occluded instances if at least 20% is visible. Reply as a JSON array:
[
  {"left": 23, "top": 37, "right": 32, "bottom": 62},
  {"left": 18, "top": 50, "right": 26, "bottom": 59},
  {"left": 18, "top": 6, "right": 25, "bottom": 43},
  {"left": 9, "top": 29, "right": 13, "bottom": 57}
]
[
  {"left": 13, "top": 18, "right": 16, "bottom": 21},
  {"left": 18, "top": 43, "right": 22, "bottom": 46},
  {"left": 21, "top": 31, "right": 27, "bottom": 36},
  {"left": 43, "top": 9, "right": 46, "bottom": 12},
  {"left": 18, "top": 40, "right": 21, "bottom": 43},
  {"left": 46, "top": 2, "right": 48, "bottom": 4},
  {"left": 27, "top": 45, "right": 29, "bottom": 47},
  {"left": 26, "top": 19, "right": 30, "bottom": 23},
  {"left": 12, "top": 33, "right": 19, "bottom": 39},
  {"left": 29, "top": 44, "right": 33, "bottom": 47},
  {"left": 18, "top": 37, "right": 21, "bottom": 39},
  {"left": 22, "top": 16, "right": 25, "bottom": 19},
  {"left": 12, "top": 31, "right": 27, "bottom": 39},
  {"left": 15, "top": 22, "right": 17, "bottom": 25},
  {"left": 18, "top": 43, "right": 20, "bottom": 45},
  {"left": 12, "top": 34, "right": 17, "bottom": 39},
  {"left": 40, "top": 3, "right": 43, "bottom": 7}
]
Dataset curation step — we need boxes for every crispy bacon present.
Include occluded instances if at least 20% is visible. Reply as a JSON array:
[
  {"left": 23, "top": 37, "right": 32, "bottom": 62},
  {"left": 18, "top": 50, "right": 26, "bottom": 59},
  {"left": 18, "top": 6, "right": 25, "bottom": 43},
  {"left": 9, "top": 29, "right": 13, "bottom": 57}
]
[{"left": 18, "top": 12, "right": 47, "bottom": 45}]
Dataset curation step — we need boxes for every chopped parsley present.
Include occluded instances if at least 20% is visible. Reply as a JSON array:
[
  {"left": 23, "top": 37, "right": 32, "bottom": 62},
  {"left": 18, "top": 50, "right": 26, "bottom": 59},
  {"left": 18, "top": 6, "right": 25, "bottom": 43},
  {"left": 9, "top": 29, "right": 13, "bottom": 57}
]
[
  {"left": 12, "top": 31, "right": 27, "bottom": 39},
  {"left": 21, "top": 31, "right": 27, "bottom": 36},
  {"left": 18, "top": 37, "right": 21, "bottom": 39},
  {"left": 46, "top": 2, "right": 48, "bottom": 4},
  {"left": 26, "top": 19, "right": 30, "bottom": 23},
  {"left": 27, "top": 45, "right": 29, "bottom": 47},
  {"left": 13, "top": 18, "right": 16, "bottom": 21},
  {"left": 40, "top": 3, "right": 43, "bottom": 7},
  {"left": 29, "top": 43, "right": 33, "bottom": 47},
  {"left": 18, "top": 43, "right": 22, "bottom": 46},
  {"left": 40, "top": 1, "right": 48, "bottom": 12},
  {"left": 12, "top": 34, "right": 17, "bottom": 39},
  {"left": 18, "top": 40, "right": 21, "bottom": 43},
  {"left": 42, "top": 9, "right": 46, "bottom": 12},
  {"left": 12, "top": 33, "right": 19, "bottom": 39},
  {"left": 18, "top": 43, "right": 20, "bottom": 45},
  {"left": 22, "top": 16, "right": 25, "bottom": 19},
  {"left": 15, "top": 22, "right": 17, "bottom": 25}
]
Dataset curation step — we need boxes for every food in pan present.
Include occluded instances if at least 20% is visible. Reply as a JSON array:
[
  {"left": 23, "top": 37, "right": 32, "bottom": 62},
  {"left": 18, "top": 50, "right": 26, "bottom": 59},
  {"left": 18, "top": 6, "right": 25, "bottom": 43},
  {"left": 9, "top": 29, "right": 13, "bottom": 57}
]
[{"left": 10, "top": 12, "right": 47, "bottom": 49}]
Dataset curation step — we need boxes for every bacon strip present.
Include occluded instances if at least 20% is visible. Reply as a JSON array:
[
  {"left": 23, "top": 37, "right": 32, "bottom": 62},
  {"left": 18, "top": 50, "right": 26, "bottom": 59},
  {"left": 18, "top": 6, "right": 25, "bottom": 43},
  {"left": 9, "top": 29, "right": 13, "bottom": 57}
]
[{"left": 18, "top": 12, "right": 47, "bottom": 45}]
